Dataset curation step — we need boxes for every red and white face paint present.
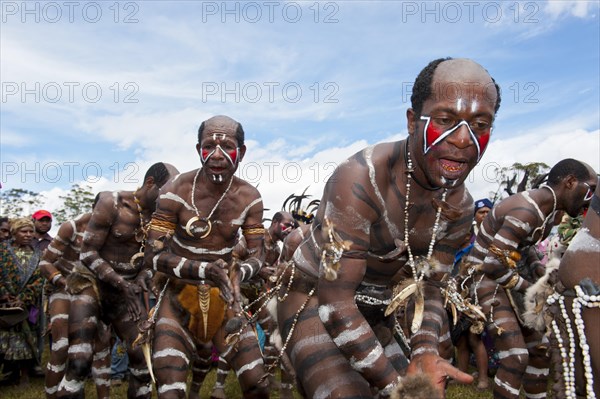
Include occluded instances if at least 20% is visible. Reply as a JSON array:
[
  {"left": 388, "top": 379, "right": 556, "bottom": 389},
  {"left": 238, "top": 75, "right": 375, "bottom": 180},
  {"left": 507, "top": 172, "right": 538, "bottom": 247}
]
[
  {"left": 200, "top": 133, "right": 240, "bottom": 167},
  {"left": 200, "top": 145, "right": 239, "bottom": 166},
  {"left": 420, "top": 115, "right": 491, "bottom": 162}
]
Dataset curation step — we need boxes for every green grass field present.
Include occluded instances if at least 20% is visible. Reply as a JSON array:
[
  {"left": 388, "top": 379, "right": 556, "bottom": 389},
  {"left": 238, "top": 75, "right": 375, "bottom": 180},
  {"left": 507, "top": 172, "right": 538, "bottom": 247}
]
[
  {"left": 1, "top": 368, "right": 496, "bottom": 399},
  {"left": 2, "top": 343, "right": 550, "bottom": 398}
]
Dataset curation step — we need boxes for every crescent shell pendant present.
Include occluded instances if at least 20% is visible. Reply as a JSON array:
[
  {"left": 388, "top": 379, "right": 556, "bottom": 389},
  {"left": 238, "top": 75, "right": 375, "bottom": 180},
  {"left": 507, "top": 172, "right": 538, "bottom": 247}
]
[
  {"left": 130, "top": 251, "right": 145, "bottom": 266},
  {"left": 185, "top": 216, "right": 212, "bottom": 239}
]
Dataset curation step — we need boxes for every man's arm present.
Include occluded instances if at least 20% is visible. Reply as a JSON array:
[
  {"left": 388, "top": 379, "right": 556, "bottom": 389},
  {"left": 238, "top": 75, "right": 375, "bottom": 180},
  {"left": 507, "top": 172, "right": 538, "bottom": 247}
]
[
  {"left": 39, "top": 219, "right": 75, "bottom": 289},
  {"left": 237, "top": 193, "right": 265, "bottom": 283},
  {"left": 80, "top": 192, "right": 129, "bottom": 288},
  {"left": 80, "top": 192, "right": 142, "bottom": 319},
  {"left": 316, "top": 165, "right": 402, "bottom": 394},
  {"left": 471, "top": 203, "right": 539, "bottom": 293},
  {"left": 407, "top": 206, "right": 475, "bottom": 396}
]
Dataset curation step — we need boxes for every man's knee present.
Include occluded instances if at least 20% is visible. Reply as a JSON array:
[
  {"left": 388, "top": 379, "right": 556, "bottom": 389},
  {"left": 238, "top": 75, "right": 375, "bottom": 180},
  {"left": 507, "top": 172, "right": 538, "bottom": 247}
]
[
  {"left": 68, "top": 357, "right": 92, "bottom": 378},
  {"left": 242, "top": 384, "right": 270, "bottom": 399}
]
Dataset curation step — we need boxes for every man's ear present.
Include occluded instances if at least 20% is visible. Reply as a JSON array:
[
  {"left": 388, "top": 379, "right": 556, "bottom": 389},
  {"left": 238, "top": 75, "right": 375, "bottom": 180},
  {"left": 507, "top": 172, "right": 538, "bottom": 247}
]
[
  {"left": 144, "top": 175, "right": 155, "bottom": 189},
  {"left": 195, "top": 143, "right": 202, "bottom": 157},
  {"left": 565, "top": 174, "right": 578, "bottom": 190},
  {"left": 407, "top": 108, "right": 416, "bottom": 136}
]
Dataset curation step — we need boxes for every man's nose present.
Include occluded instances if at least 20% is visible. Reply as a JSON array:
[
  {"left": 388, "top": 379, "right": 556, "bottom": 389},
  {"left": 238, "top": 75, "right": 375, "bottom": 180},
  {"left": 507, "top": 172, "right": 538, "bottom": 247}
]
[
  {"left": 212, "top": 146, "right": 226, "bottom": 159},
  {"left": 446, "top": 122, "right": 473, "bottom": 149}
]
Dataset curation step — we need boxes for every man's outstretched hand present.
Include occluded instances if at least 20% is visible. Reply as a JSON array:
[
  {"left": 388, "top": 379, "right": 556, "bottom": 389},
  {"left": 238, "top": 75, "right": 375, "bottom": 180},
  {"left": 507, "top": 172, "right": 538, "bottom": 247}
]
[{"left": 407, "top": 353, "right": 474, "bottom": 398}]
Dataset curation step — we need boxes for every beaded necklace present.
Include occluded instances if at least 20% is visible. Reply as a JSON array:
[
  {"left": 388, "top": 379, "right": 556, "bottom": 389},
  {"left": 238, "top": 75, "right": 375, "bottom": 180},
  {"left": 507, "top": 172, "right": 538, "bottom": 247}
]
[
  {"left": 385, "top": 145, "right": 448, "bottom": 322},
  {"left": 532, "top": 184, "right": 557, "bottom": 244},
  {"left": 404, "top": 147, "right": 447, "bottom": 281},
  {"left": 185, "top": 168, "right": 233, "bottom": 238}
]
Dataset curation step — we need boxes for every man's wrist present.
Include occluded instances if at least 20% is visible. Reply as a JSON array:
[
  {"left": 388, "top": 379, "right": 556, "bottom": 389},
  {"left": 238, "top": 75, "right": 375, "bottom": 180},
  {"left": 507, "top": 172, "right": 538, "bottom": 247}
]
[
  {"left": 49, "top": 271, "right": 62, "bottom": 285},
  {"left": 115, "top": 277, "right": 131, "bottom": 290},
  {"left": 137, "top": 269, "right": 154, "bottom": 280}
]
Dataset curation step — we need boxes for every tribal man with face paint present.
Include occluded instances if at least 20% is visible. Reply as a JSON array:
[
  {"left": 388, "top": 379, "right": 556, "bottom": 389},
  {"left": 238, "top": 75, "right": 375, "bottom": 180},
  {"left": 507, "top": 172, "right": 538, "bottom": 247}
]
[
  {"left": 466, "top": 159, "right": 597, "bottom": 399},
  {"left": 275, "top": 58, "right": 500, "bottom": 398},
  {"left": 142, "top": 115, "right": 269, "bottom": 399}
]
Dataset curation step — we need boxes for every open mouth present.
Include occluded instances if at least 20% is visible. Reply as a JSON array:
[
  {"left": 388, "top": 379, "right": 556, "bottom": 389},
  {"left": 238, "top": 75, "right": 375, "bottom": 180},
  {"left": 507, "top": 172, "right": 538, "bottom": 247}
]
[{"left": 439, "top": 159, "right": 467, "bottom": 179}]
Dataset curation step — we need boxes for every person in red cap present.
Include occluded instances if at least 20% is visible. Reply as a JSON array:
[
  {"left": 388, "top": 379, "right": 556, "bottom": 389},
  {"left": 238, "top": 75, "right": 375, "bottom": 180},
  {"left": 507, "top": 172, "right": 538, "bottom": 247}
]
[
  {"left": 32, "top": 210, "right": 53, "bottom": 253},
  {"left": 30, "top": 210, "right": 54, "bottom": 377}
]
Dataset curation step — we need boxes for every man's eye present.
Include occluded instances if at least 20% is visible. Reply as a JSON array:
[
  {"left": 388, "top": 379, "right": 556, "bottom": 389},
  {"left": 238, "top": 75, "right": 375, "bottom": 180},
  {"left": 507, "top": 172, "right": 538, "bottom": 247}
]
[
  {"left": 472, "top": 121, "right": 490, "bottom": 130},
  {"left": 434, "top": 117, "right": 454, "bottom": 126}
]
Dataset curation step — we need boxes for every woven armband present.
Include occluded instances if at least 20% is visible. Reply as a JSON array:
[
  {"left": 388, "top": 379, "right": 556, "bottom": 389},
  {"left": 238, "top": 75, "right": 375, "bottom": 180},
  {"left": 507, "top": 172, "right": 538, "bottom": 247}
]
[
  {"left": 242, "top": 224, "right": 265, "bottom": 238},
  {"left": 148, "top": 219, "right": 176, "bottom": 235}
]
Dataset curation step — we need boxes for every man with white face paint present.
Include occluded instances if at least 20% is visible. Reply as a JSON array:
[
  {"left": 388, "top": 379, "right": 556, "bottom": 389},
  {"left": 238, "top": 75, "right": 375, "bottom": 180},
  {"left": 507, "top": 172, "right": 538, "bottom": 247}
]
[
  {"left": 275, "top": 58, "right": 501, "bottom": 398},
  {"left": 142, "top": 115, "right": 269, "bottom": 398}
]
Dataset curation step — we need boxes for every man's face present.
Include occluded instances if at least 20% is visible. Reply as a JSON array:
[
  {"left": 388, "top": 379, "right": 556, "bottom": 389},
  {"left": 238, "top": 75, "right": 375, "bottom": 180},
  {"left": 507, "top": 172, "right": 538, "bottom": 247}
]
[
  {"left": 34, "top": 216, "right": 52, "bottom": 234},
  {"left": 197, "top": 129, "right": 244, "bottom": 183},
  {"left": 474, "top": 207, "right": 490, "bottom": 227},
  {"left": 408, "top": 62, "right": 497, "bottom": 189},
  {"left": 273, "top": 213, "right": 297, "bottom": 241},
  {"left": 566, "top": 174, "right": 598, "bottom": 217},
  {"left": 0, "top": 222, "right": 10, "bottom": 241}
]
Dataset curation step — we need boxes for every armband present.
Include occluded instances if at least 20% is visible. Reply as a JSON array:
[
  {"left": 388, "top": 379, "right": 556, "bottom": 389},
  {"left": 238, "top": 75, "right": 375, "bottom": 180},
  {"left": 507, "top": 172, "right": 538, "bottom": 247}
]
[
  {"left": 148, "top": 218, "right": 176, "bottom": 235},
  {"left": 242, "top": 224, "right": 265, "bottom": 237},
  {"left": 502, "top": 274, "right": 520, "bottom": 290},
  {"left": 49, "top": 271, "right": 62, "bottom": 285}
]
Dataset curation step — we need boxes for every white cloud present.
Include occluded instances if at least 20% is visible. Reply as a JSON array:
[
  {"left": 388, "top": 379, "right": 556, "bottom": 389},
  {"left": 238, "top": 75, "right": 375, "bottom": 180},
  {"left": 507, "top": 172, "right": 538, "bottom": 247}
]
[
  {"left": 0, "top": 130, "right": 31, "bottom": 147},
  {"left": 544, "top": 0, "right": 597, "bottom": 19}
]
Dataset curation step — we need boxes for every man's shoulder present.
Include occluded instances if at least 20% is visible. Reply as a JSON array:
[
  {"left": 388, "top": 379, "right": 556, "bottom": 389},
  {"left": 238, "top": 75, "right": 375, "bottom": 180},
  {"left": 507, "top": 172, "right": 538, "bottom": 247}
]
[
  {"left": 161, "top": 169, "right": 195, "bottom": 193},
  {"left": 234, "top": 177, "right": 262, "bottom": 200},
  {"left": 343, "top": 141, "right": 402, "bottom": 173},
  {"left": 56, "top": 219, "right": 76, "bottom": 239},
  {"left": 74, "top": 213, "right": 92, "bottom": 229}
]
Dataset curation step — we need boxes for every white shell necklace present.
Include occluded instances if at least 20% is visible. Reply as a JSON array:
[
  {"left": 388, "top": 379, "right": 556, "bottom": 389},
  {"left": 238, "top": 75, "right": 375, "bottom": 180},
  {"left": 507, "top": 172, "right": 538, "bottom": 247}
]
[
  {"left": 533, "top": 184, "right": 557, "bottom": 244},
  {"left": 185, "top": 168, "right": 233, "bottom": 238},
  {"left": 404, "top": 147, "right": 447, "bottom": 281}
]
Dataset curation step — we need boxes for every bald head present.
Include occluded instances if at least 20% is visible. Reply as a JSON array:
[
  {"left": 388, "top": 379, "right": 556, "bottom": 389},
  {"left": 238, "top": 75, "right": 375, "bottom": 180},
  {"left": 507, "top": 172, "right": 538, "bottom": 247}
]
[
  {"left": 197, "top": 115, "right": 245, "bottom": 147},
  {"left": 144, "top": 162, "right": 179, "bottom": 188},
  {"left": 411, "top": 57, "right": 501, "bottom": 117},
  {"left": 163, "top": 163, "right": 179, "bottom": 180}
]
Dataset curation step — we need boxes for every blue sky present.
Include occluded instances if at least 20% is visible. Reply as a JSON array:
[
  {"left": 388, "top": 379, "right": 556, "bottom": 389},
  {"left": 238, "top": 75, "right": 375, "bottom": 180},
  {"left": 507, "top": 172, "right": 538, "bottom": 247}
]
[{"left": 1, "top": 0, "right": 599, "bottom": 219}]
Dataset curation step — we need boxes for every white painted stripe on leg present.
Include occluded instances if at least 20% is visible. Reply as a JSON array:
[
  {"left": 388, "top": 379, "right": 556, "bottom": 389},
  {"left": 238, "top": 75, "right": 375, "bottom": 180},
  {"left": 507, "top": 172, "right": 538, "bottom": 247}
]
[
  {"left": 158, "top": 382, "right": 187, "bottom": 394},
  {"left": 235, "top": 358, "right": 264, "bottom": 377},
  {"left": 153, "top": 348, "right": 190, "bottom": 365}
]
